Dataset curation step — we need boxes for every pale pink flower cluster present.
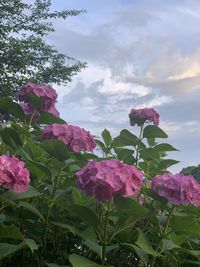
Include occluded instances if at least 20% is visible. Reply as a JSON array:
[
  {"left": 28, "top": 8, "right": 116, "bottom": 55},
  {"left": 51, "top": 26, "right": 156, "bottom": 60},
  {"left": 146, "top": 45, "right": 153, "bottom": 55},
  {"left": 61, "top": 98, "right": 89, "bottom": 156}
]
[
  {"left": 129, "top": 108, "right": 159, "bottom": 126},
  {"left": 152, "top": 173, "right": 200, "bottom": 206},
  {"left": 18, "top": 82, "right": 60, "bottom": 118},
  {"left": 42, "top": 123, "right": 96, "bottom": 152},
  {"left": 0, "top": 155, "right": 30, "bottom": 192},
  {"left": 76, "top": 159, "right": 144, "bottom": 201}
]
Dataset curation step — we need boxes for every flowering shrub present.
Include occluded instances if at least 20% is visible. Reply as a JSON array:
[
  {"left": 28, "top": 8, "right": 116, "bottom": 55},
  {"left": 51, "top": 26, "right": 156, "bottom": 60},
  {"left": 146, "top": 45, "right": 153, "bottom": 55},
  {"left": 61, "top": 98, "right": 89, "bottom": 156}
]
[
  {"left": 76, "top": 159, "right": 143, "bottom": 201},
  {"left": 129, "top": 107, "right": 159, "bottom": 126},
  {"left": 0, "top": 82, "right": 200, "bottom": 267},
  {"left": 18, "top": 82, "right": 60, "bottom": 117},
  {"left": 152, "top": 173, "right": 200, "bottom": 206},
  {"left": 0, "top": 155, "right": 30, "bottom": 192},
  {"left": 43, "top": 123, "right": 96, "bottom": 152}
]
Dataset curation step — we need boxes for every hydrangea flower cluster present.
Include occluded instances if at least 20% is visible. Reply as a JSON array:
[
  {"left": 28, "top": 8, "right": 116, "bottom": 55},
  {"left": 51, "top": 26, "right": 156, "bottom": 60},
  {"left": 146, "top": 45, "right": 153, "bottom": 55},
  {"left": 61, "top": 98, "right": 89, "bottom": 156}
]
[
  {"left": 0, "top": 155, "right": 30, "bottom": 192},
  {"left": 76, "top": 159, "right": 144, "bottom": 201},
  {"left": 151, "top": 173, "right": 200, "bottom": 206},
  {"left": 18, "top": 82, "right": 60, "bottom": 118},
  {"left": 129, "top": 108, "right": 159, "bottom": 126},
  {"left": 42, "top": 123, "right": 96, "bottom": 152}
]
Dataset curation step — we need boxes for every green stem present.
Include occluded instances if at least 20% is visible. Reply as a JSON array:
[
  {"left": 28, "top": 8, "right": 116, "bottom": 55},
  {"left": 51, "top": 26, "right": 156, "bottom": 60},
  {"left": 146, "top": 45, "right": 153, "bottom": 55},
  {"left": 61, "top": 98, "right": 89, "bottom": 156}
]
[
  {"left": 41, "top": 167, "right": 63, "bottom": 258},
  {"left": 101, "top": 200, "right": 111, "bottom": 265},
  {"left": 150, "top": 205, "right": 175, "bottom": 267},
  {"left": 28, "top": 109, "right": 36, "bottom": 128},
  {"left": 135, "top": 125, "right": 144, "bottom": 167}
]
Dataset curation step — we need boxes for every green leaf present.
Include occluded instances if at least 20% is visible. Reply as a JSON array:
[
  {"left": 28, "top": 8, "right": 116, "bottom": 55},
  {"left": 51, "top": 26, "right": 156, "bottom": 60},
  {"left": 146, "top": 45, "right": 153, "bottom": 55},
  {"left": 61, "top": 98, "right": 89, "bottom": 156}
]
[
  {"left": 143, "top": 125, "right": 168, "bottom": 138},
  {"left": 114, "top": 197, "right": 147, "bottom": 236},
  {"left": 27, "top": 93, "right": 42, "bottom": 109},
  {"left": 28, "top": 161, "right": 52, "bottom": 179},
  {"left": 42, "top": 140, "right": 69, "bottom": 161},
  {"left": 67, "top": 205, "right": 98, "bottom": 231},
  {"left": 154, "top": 143, "right": 178, "bottom": 152},
  {"left": 17, "top": 201, "right": 44, "bottom": 221},
  {"left": 161, "top": 239, "right": 180, "bottom": 251},
  {"left": 172, "top": 216, "right": 200, "bottom": 236},
  {"left": 24, "top": 238, "right": 38, "bottom": 252},
  {"left": 111, "top": 129, "right": 139, "bottom": 148},
  {"left": 122, "top": 243, "right": 149, "bottom": 264},
  {"left": 158, "top": 159, "right": 180, "bottom": 170},
  {"left": 0, "top": 225, "right": 23, "bottom": 240},
  {"left": 38, "top": 112, "right": 66, "bottom": 125},
  {"left": 0, "top": 127, "right": 23, "bottom": 147},
  {"left": 140, "top": 148, "right": 160, "bottom": 161},
  {"left": 4, "top": 185, "right": 42, "bottom": 200},
  {"left": 136, "top": 229, "right": 159, "bottom": 256},
  {"left": 0, "top": 98, "right": 25, "bottom": 120},
  {"left": 0, "top": 242, "right": 25, "bottom": 259},
  {"left": 69, "top": 254, "right": 110, "bottom": 267},
  {"left": 52, "top": 222, "right": 80, "bottom": 236},
  {"left": 46, "top": 264, "right": 68, "bottom": 267},
  {"left": 114, "top": 147, "right": 135, "bottom": 164},
  {"left": 102, "top": 129, "right": 112, "bottom": 146}
]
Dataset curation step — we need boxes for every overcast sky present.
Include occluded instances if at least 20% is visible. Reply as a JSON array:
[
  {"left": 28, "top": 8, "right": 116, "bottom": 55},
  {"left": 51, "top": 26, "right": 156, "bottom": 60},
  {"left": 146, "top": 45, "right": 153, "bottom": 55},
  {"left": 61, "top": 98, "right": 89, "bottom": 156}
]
[{"left": 45, "top": 0, "right": 200, "bottom": 172}]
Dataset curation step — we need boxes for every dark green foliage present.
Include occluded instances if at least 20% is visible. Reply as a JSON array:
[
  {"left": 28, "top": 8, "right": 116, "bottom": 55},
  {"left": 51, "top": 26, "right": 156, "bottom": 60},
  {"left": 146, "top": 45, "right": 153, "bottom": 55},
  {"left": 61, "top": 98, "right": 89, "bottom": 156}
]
[
  {"left": 181, "top": 164, "right": 200, "bottom": 183},
  {"left": 0, "top": 0, "right": 86, "bottom": 98}
]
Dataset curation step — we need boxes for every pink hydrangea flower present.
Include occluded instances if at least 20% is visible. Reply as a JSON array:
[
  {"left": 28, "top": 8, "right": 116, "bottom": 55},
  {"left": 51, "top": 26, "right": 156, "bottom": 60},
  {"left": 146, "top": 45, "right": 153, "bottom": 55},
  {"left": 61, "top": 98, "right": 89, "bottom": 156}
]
[
  {"left": 42, "top": 123, "right": 96, "bottom": 152},
  {"left": 129, "top": 108, "right": 159, "bottom": 126},
  {"left": 18, "top": 82, "right": 60, "bottom": 117},
  {"left": 151, "top": 173, "right": 200, "bottom": 206},
  {"left": 76, "top": 159, "right": 144, "bottom": 201},
  {"left": 0, "top": 155, "right": 30, "bottom": 192}
]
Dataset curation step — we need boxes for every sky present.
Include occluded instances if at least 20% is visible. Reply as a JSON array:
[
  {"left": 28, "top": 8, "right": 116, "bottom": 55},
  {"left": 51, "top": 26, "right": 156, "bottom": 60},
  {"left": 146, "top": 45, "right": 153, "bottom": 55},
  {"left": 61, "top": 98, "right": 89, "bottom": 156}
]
[{"left": 44, "top": 0, "right": 200, "bottom": 172}]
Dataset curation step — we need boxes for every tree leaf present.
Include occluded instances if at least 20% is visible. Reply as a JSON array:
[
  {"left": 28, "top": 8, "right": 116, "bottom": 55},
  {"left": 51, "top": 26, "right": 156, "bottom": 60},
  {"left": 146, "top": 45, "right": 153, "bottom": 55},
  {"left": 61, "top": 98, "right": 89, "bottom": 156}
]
[{"left": 143, "top": 125, "right": 168, "bottom": 138}]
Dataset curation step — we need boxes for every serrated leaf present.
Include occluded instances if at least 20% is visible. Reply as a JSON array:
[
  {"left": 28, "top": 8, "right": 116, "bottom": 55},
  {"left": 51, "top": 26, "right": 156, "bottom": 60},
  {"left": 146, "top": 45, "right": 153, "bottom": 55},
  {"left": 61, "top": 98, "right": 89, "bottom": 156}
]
[
  {"left": 136, "top": 229, "right": 159, "bottom": 256},
  {"left": 0, "top": 242, "right": 25, "bottom": 259},
  {"left": 0, "top": 98, "right": 25, "bottom": 120},
  {"left": 158, "top": 159, "right": 180, "bottom": 170},
  {"left": 143, "top": 125, "right": 168, "bottom": 138},
  {"left": 0, "top": 225, "right": 23, "bottom": 240},
  {"left": 102, "top": 129, "right": 112, "bottom": 146},
  {"left": 24, "top": 238, "right": 38, "bottom": 252},
  {"left": 38, "top": 112, "right": 66, "bottom": 125},
  {"left": 4, "top": 185, "right": 41, "bottom": 200},
  {"left": 111, "top": 129, "right": 139, "bottom": 148},
  {"left": 154, "top": 143, "right": 178, "bottom": 152},
  {"left": 42, "top": 140, "right": 69, "bottom": 161},
  {"left": 17, "top": 201, "right": 44, "bottom": 221},
  {"left": 69, "top": 254, "right": 111, "bottom": 267}
]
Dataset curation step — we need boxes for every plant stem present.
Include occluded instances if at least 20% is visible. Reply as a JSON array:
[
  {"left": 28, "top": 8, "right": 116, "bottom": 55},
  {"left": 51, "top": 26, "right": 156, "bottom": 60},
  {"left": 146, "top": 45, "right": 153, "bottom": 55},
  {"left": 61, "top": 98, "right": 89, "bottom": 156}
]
[
  {"left": 41, "top": 166, "right": 63, "bottom": 258},
  {"left": 101, "top": 200, "right": 111, "bottom": 265},
  {"left": 150, "top": 205, "right": 175, "bottom": 267},
  {"left": 135, "top": 125, "right": 144, "bottom": 167}
]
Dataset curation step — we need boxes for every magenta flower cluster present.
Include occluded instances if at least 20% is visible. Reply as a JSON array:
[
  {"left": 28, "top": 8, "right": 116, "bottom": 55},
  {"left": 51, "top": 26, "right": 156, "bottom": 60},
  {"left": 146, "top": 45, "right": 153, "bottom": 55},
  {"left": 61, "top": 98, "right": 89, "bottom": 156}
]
[
  {"left": 129, "top": 108, "right": 159, "bottom": 126},
  {"left": 43, "top": 123, "right": 96, "bottom": 152},
  {"left": 152, "top": 173, "right": 200, "bottom": 206},
  {"left": 0, "top": 155, "right": 30, "bottom": 193},
  {"left": 18, "top": 82, "right": 60, "bottom": 118},
  {"left": 76, "top": 159, "right": 144, "bottom": 201}
]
